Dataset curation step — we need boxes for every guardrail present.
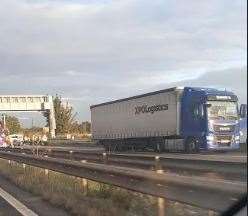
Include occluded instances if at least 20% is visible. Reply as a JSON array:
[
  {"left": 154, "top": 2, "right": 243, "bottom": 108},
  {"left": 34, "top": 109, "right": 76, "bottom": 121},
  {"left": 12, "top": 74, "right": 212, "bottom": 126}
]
[
  {"left": 0, "top": 150, "right": 246, "bottom": 212},
  {"left": 3, "top": 147, "right": 247, "bottom": 181}
]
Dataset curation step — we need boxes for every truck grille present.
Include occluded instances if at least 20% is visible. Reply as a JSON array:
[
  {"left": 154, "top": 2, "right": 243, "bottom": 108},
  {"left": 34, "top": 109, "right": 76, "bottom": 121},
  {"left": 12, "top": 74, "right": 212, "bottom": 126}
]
[
  {"left": 213, "top": 125, "right": 235, "bottom": 133},
  {"left": 215, "top": 135, "right": 232, "bottom": 146}
]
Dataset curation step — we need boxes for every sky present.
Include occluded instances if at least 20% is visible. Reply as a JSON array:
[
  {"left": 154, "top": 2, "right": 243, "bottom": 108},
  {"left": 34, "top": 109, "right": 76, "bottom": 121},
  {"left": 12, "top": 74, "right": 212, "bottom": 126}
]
[{"left": 0, "top": 0, "right": 247, "bottom": 127}]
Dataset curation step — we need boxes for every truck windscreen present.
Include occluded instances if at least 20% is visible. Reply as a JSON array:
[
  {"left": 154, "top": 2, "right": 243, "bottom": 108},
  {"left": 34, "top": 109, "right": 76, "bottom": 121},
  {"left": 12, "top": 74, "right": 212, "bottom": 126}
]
[{"left": 207, "top": 101, "right": 238, "bottom": 120}]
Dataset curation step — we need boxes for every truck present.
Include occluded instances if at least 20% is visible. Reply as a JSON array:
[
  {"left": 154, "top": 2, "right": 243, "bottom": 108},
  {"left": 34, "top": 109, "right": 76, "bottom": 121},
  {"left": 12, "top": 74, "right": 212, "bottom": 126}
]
[{"left": 90, "top": 87, "right": 241, "bottom": 152}]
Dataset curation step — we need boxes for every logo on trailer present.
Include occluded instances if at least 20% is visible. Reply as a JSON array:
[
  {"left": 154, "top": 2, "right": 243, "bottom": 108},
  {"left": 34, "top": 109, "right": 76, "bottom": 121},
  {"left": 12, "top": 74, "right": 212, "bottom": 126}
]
[{"left": 135, "top": 104, "right": 168, "bottom": 115}]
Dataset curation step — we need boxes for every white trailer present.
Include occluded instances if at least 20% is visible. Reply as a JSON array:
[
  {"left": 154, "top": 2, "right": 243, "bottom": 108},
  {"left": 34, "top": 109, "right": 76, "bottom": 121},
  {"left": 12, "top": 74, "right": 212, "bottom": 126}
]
[{"left": 90, "top": 87, "right": 184, "bottom": 151}]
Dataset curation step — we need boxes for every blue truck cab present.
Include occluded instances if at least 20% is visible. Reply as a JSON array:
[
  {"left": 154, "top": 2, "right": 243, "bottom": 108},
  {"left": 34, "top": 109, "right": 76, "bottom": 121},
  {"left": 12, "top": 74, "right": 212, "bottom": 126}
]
[{"left": 181, "top": 87, "right": 240, "bottom": 151}]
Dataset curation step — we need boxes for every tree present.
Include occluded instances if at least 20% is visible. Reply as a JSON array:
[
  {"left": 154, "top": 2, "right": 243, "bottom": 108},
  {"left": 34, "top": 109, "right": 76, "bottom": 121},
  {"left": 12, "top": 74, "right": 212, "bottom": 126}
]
[
  {"left": 5, "top": 115, "right": 22, "bottom": 134},
  {"left": 70, "top": 121, "right": 80, "bottom": 134},
  {"left": 48, "top": 95, "right": 77, "bottom": 135}
]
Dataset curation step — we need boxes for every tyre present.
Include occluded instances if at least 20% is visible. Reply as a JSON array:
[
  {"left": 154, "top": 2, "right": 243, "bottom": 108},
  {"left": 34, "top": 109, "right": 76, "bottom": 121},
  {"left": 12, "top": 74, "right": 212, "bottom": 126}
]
[
  {"left": 154, "top": 143, "right": 162, "bottom": 153},
  {"left": 185, "top": 137, "right": 199, "bottom": 153}
]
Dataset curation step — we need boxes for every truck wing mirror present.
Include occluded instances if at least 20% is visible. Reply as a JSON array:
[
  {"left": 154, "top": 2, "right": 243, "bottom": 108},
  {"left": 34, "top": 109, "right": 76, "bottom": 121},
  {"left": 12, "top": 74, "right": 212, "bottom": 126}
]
[{"left": 240, "top": 104, "right": 247, "bottom": 118}]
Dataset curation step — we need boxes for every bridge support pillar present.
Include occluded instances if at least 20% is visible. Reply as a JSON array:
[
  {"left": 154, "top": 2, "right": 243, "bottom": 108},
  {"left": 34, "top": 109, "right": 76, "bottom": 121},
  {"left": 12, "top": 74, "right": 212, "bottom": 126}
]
[{"left": 48, "top": 96, "right": 56, "bottom": 138}]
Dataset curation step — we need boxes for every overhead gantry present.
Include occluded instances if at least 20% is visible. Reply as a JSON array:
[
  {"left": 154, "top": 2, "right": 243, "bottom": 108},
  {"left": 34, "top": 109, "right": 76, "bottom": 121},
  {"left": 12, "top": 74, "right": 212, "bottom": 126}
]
[{"left": 0, "top": 95, "right": 56, "bottom": 138}]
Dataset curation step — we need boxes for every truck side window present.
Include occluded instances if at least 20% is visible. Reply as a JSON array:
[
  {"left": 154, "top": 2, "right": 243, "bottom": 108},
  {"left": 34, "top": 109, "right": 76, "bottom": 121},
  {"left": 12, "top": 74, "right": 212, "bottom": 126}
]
[
  {"left": 240, "top": 104, "right": 247, "bottom": 118},
  {"left": 192, "top": 104, "right": 204, "bottom": 119},
  {"left": 199, "top": 104, "right": 204, "bottom": 118},
  {"left": 193, "top": 105, "right": 199, "bottom": 118}
]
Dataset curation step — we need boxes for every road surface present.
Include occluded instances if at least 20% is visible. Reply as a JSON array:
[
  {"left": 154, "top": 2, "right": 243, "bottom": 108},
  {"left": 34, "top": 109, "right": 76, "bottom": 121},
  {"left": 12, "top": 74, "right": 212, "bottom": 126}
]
[
  {"left": 0, "top": 197, "right": 21, "bottom": 216},
  {"left": 0, "top": 174, "right": 68, "bottom": 216}
]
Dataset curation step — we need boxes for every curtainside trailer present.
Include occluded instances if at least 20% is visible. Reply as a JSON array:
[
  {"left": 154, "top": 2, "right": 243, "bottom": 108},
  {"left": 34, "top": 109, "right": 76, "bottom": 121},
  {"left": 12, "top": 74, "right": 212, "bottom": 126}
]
[{"left": 90, "top": 87, "right": 240, "bottom": 152}]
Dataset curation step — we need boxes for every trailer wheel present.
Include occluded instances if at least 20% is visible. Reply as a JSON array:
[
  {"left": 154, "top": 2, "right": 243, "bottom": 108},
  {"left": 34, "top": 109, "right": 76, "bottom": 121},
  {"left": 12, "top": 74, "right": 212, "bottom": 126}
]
[
  {"left": 185, "top": 137, "right": 199, "bottom": 153},
  {"left": 154, "top": 143, "right": 162, "bottom": 153}
]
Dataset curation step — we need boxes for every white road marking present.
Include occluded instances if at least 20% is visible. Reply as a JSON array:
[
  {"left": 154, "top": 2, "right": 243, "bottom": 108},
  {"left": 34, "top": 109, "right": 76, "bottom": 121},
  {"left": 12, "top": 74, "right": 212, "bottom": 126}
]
[{"left": 0, "top": 187, "right": 38, "bottom": 216}]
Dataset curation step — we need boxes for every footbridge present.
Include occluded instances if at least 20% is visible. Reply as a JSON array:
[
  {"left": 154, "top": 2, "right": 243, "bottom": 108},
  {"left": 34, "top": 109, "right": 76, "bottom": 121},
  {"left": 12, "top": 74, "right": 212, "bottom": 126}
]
[{"left": 0, "top": 95, "right": 56, "bottom": 137}]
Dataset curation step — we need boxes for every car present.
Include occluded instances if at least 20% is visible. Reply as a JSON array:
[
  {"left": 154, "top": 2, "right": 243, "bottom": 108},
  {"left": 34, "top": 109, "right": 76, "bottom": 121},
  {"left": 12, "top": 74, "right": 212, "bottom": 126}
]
[
  {"left": 0, "top": 136, "right": 7, "bottom": 148},
  {"left": 8, "top": 134, "right": 24, "bottom": 146}
]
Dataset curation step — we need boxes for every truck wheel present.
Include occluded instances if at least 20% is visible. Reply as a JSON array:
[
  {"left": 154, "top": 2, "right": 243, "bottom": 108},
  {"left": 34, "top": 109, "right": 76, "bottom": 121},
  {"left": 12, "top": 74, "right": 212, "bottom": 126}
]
[
  {"left": 185, "top": 137, "right": 199, "bottom": 153},
  {"left": 154, "top": 143, "right": 162, "bottom": 153}
]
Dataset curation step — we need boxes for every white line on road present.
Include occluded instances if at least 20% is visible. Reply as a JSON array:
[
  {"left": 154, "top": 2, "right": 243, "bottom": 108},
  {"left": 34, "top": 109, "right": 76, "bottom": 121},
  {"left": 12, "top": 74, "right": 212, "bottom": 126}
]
[{"left": 0, "top": 187, "right": 38, "bottom": 216}]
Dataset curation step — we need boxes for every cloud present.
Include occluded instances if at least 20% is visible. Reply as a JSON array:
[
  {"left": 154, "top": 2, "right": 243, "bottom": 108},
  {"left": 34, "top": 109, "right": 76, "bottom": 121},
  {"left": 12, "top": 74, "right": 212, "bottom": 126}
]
[
  {"left": 0, "top": 0, "right": 246, "bottom": 123},
  {"left": 64, "top": 70, "right": 80, "bottom": 76},
  {"left": 160, "top": 66, "right": 247, "bottom": 104}
]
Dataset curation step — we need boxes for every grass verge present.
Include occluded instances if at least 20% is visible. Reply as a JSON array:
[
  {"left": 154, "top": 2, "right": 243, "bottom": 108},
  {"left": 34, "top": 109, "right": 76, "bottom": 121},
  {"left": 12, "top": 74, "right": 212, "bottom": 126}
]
[{"left": 0, "top": 159, "right": 214, "bottom": 216}]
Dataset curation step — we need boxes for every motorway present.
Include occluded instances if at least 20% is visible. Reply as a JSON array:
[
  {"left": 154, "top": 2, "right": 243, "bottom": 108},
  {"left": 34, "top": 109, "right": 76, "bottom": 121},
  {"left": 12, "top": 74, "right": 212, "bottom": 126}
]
[
  {"left": 0, "top": 149, "right": 246, "bottom": 212},
  {"left": 0, "top": 144, "right": 246, "bottom": 214},
  {"left": 15, "top": 144, "right": 247, "bottom": 161},
  {"left": 0, "top": 197, "right": 21, "bottom": 216},
  {"left": 5, "top": 145, "right": 246, "bottom": 182},
  {"left": 18, "top": 144, "right": 246, "bottom": 159},
  {"left": 0, "top": 173, "right": 68, "bottom": 216}
]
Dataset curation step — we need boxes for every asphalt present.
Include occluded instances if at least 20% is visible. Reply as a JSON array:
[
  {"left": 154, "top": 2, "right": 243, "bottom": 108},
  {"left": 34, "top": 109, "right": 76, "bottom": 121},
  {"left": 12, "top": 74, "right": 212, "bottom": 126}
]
[
  {"left": 20, "top": 145, "right": 246, "bottom": 161},
  {"left": 7, "top": 145, "right": 247, "bottom": 182},
  {"left": 0, "top": 197, "right": 21, "bottom": 216},
  {"left": 21, "top": 144, "right": 104, "bottom": 153},
  {"left": 114, "top": 152, "right": 247, "bottom": 163}
]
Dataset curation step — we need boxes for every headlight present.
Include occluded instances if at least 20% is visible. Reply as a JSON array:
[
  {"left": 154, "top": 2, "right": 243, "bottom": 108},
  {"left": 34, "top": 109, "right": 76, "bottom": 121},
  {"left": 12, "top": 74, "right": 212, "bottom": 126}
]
[
  {"left": 240, "top": 131, "right": 244, "bottom": 136},
  {"left": 206, "top": 135, "right": 214, "bottom": 141},
  {"left": 235, "top": 136, "right": 240, "bottom": 141}
]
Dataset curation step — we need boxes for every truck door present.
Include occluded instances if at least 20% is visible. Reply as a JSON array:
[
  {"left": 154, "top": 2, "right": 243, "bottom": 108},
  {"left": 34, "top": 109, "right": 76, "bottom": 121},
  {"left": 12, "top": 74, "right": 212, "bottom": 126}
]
[
  {"left": 181, "top": 91, "right": 207, "bottom": 148},
  {"left": 191, "top": 102, "right": 206, "bottom": 135}
]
